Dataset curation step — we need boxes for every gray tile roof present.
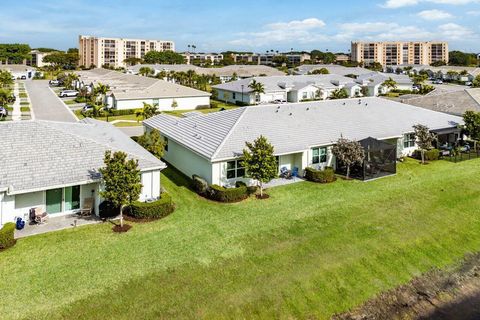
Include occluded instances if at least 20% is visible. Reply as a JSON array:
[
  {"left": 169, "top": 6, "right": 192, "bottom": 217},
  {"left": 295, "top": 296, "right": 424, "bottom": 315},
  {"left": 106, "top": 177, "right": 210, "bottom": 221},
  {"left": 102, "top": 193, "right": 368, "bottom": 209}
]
[
  {"left": 127, "top": 64, "right": 285, "bottom": 77},
  {"left": 76, "top": 69, "right": 209, "bottom": 100},
  {"left": 0, "top": 119, "right": 165, "bottom": 194},
  {"left": 144, "top": 97, "right": 462, "bottom": 162},
  {"left": 212, "top": 75, "right": 356, "bottom": 93},
  {"left": 293, "top": 64, "right": 372, "bottom": 76},
  {"left": 357, "top": 72, "right": 413, "bottom": 86}
]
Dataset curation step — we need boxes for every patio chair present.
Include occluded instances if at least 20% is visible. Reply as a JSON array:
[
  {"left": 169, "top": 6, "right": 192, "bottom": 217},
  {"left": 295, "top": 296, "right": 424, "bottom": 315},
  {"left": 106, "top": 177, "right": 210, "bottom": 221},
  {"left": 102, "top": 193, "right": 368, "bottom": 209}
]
[
  {"left": 78, "top": 198, "right": 94, "bottom": 216},
  {"left": 291, "top": 167, "right": 299, "bottom": 179},
  {"left": 34, "top": 207, "right": 48, "bottom": 224}
]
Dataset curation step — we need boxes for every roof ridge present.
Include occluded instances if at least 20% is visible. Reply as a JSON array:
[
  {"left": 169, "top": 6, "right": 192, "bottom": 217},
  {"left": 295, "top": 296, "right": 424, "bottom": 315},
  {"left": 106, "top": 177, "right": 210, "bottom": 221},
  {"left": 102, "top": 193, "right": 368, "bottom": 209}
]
[{"left": 209, "top": 108, "right": 249, "bottom": 160}]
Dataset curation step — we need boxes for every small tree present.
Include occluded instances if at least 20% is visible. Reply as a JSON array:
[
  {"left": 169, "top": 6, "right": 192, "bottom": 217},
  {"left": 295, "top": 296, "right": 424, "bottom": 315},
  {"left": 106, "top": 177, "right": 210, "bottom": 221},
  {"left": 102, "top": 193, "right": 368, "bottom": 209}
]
[
  {"left": 248, "top": 80, "right": 265, "bottom": 105},
  {"left": 462, "top": 111, "right": 480, "bottom": 150},
  {"left": 99, "top": 151, "right": 141, "bottom": 228},
  {"left": 136, "top": 102, "right": 159, "bottom": 121},
  {"left": 171, "top": 99, "right": 178, "bottom": 110},
  {"left": 413, "top": 124, "right": 436, "bottom": 164},
  {"left": 136, "top": 129, "right": 166, "bottom": 159},
  {"left": 332, "top": 137, "right": 365, "bottom": 179},
  {"left": 242, "top": 135, "right": 278, "bottom": 198}
]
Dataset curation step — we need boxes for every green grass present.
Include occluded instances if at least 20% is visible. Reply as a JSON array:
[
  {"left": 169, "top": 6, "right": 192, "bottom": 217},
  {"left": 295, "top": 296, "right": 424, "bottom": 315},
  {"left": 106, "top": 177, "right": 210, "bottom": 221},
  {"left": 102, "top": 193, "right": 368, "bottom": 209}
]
[
  {"left": 1, "top": 159, "right": 480, "bottom": 319},
  {"left": 18, "top": 92, "right": 27, "bottom": 98},
  {"left": 74, "top": 109, "right": 141, "bottom": 126},
  {"left": 165, "top": 104, "right": 239, "bottom": 117},
  {"left": 20, "top": 106, "right": 30, "bottom": 112},
  {"left": 63, "top": 99, "right": 77, "bottom": 105},
  {"left": 113, "top": 121, "right": 143, "bottom": 127}
]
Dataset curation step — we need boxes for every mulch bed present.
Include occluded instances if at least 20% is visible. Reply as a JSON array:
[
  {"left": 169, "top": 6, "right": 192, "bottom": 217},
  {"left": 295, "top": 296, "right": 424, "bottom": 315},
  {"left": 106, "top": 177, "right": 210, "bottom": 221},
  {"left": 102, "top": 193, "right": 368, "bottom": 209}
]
[
  {"left": 112, "top": 224, "right": 132, "bottom": 233},
  {"left": 256, "top": 194, "right": 270, "bottom": 200}
]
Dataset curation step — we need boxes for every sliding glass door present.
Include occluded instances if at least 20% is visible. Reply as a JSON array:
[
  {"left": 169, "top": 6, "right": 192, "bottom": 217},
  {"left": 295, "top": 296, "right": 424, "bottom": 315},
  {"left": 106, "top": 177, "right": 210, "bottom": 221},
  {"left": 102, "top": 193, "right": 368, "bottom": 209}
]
[
  {"left": 46, "top": 188, "right": 63, "bottom": 214},
  {"left": 65, "top": 186, "right": 80, "bottom": 211}
]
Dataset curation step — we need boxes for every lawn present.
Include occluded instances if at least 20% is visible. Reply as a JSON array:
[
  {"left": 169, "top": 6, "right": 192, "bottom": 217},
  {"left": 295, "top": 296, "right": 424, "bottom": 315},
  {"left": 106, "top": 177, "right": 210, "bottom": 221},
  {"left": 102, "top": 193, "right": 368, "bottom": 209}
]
[
  {"left": 1, "top": 159, "right": 480, "bottom": 319},
  {"left": 74, "top": 109, "right": 140, "bottom": 123},
  {"left": 164, "top": 104, "right": 239, "bottom": 117}
]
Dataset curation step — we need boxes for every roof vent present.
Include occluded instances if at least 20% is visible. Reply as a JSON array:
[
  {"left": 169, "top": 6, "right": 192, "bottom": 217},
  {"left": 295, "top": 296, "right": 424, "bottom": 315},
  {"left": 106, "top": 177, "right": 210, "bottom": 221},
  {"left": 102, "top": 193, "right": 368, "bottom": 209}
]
[
  {"left": 306, "top": 107, "right": 310, "bottom": 111},
  {"left": 342, "top": 102, "right": 346, "bottom": 105},
  {"left": 289, "top": 113, "right": 293, "bottom": 116},
  {"left": 365, "top": 103, "right": 368, "bottom": 106},
  {"left": 275, "top": 110, "right": 279, "bottom": 113}
]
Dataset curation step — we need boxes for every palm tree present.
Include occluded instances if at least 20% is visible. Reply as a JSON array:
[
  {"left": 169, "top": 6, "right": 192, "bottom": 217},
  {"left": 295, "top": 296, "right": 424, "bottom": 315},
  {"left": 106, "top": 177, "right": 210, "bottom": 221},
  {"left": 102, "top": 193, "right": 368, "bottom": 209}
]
[
  {"left": 64, "top": 73, "right": 79, "bottom": 90},
  {"left": 248, "top": 80, "right": 265, "bottom": 105},
  {"left": 136, "top": 102, "right": 159, "bottom": 121},
  {"left": 93, "top": 82, "right": 110, "bottom": 104},
  {"left": 329, "top": 88, "right": 349, "bottom": 100},
  {"left": 186, "top": 69, "right": 197, "bottom": 87},
  {"left": 139, "top": 67, "right": 154, "bottom": 77},
  {"left": 0, "top": 70, "right": 13, "bottom": 88},
  {"left": 381, "top": 77, "right": 397, "bottom": 92}
]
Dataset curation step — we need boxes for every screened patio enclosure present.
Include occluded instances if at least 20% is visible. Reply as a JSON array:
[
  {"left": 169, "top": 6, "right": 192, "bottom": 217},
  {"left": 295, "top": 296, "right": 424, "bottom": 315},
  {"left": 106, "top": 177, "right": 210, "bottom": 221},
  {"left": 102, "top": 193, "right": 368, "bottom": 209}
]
[{"left": 336, "top": 137, "right": 397, "bottom": 181}]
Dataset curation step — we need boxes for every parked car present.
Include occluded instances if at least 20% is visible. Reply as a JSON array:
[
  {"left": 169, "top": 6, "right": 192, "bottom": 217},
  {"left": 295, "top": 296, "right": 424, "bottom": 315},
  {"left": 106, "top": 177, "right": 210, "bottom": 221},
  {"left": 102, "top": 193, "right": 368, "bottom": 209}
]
[
  {"left": 273, "top": 99, "right": 287, "bottom": 104},
  {"left": 20, "top": 75, "right": 26, "bottom": 80},
  {"left": 49, "top": 80, "right": 60, "bottom": 86},
  {"left": 465, "top": 81, "right": 472, "bottom": 86},
  {"left": 432, "top": 79, "right": 443, "bottom": 84},
  {"left": 59, "top": 90, "right": 78, "bottom": 98},
  {"left": 0, "top": 106, "right": 8, "bottom": 117},
  {"left": 82, "top": 105, "right": 95, "bottom": 112}
]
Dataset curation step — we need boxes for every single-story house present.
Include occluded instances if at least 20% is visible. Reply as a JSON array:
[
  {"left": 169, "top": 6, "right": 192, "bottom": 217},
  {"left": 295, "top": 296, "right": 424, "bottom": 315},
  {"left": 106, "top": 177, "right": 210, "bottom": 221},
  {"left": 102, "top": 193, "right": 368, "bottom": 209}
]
[
  {"left": 144, "top": 97, "right": 462, "bottom": 187},
  {"left": 356, "top": 72, "right": 414, "bottom": 96},
  {"left": 75, "top": 69, "right": 211, "bottom": 111},
  {"left": 292, "top": 64, "right": 372, "bottom": 77},
  {"left": 212, "top": 75, "right": 362, "bottom": 105},
  {"left": 126, "top": 64, "right": 285, "bottom": 83},
  {"left": 0, "top": 64, "right": 36, "bottom": 80},
  {"left": 0, "top": 118, "right": 166, "bottom": 227}
]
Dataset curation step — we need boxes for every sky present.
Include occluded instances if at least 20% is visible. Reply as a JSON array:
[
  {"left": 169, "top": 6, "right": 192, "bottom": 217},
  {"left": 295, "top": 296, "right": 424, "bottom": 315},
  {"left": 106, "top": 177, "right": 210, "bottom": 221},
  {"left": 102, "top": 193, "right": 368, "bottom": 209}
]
[{"left": 0, "top": 0, "right": 479, "bottom": 53}]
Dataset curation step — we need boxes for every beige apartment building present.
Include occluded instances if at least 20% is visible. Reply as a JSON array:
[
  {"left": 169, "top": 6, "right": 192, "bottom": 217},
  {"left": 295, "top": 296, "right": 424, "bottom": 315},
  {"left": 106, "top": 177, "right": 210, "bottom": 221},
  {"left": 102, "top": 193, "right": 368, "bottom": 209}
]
[
  {"left": 79, "top": 35, "right": 175, "bottom": 68},
  {"left": 351, "top": 41, "right": 448, "bottom": 67}
]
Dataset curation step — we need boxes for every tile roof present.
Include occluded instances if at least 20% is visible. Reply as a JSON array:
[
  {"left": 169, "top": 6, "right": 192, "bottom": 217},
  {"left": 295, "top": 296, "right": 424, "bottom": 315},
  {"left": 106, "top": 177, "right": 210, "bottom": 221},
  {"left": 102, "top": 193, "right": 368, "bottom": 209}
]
[
  {"left": 127, "top": 64, "right": 285, "bottom": 77},
  {"left": 212, "top": 75, "right": 356, "bottom": 93},
  {"left": 293, "top": 64, "right": 372, "bottom": 76},
  {"left": 0, "top": 119, "right": 165, "bottom": 194},
  {"left": 144, "top": 97, "right": 462, "bottom": 162}
]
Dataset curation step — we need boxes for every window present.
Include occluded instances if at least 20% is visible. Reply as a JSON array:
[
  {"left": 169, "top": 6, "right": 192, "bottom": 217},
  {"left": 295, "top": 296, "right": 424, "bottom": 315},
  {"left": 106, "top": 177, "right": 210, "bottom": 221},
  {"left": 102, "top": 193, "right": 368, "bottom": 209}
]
[
  {"left": 232, "top": 92, "right": 236, "bottom": 99},
  {"left": 312, "top": 147, "right": 327, "bottom": 164},
  {"left": 403, "top": 133, "right": 415, "bottom": 148},
  {"left": 226, "top": 160, "right": 245, "bottom": 179},
  {"left": 164, "top": 136, "right": 168, "bottom": 152},
  {"left": 302, "top": 92, "right": 308, "bottom": 99}
]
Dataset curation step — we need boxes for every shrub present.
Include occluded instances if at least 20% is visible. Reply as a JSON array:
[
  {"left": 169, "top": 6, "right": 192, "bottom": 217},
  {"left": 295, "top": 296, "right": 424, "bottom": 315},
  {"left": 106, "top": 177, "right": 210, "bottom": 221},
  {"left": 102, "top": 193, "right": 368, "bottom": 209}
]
[
  {"left": 110, "top": 109, "right": 139, "bottom": 116},
  {"left": 19, "top": 92, "right": 27, "bottom": 98},
  {"left": 305, "top": 167, "right": 336, "bottom": 183},
  {"left": 209, "top": 184, "right": 248, "bottom": 203},
  {"left": 196, "top": 105, "right": 210, "bottom": 110},
  {"left": 210, "top": 101, "right": 220, "bottom": 109},
  {"left": 236, "top": 181, "right": 258, "bottom": 195},
  {"left": 412, "top": 148, "right": 440, "bottom": 161},
  {"left": 126, "top": 193, "right": 175, "bottom": 220},
  {"left": 192, "top": 175, "right": 209, "bottom": 196},
  {"left": 235, "top": 101, "right": 249, "bottom": 106},
  {"left": 0, "top": 223, "right": 16, "bottom": 250}
]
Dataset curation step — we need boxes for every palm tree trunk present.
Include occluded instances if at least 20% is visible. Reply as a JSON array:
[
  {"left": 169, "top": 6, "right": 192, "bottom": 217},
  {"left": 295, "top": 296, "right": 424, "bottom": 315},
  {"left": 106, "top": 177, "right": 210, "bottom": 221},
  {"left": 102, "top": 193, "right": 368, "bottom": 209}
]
[
  {"left": 346, "top": 165, "right": 350, "bottom": 179},
  {"left": 260, "top": 181, "right": 263, "bottom": 197},
  {"left": 119, "top": 205, "right": 124, "bottom": 228}
]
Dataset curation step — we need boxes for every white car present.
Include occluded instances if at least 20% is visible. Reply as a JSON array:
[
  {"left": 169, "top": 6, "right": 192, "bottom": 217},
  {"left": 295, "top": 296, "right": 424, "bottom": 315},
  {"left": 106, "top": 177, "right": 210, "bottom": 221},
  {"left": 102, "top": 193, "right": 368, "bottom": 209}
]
[
  {"left": 49, "top": 80, "right": 60, "bottom": 86},
  {"left": 59, "top": 90, "right": 78, "bottom": 97}
]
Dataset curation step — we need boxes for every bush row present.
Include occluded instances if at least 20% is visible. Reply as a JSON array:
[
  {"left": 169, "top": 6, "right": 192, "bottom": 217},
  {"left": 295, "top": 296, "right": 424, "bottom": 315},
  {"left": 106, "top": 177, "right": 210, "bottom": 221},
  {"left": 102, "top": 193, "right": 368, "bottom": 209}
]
[
  {"left": 304, "top": 167, "right": 337, "bottom": 183},
  {"left": 0, "top": 223, "right": 16, "bottom": 250},
  {"left": 126, "top": 193, "right": 175, "bottom": 220},
  {"left": 192, "top": 175, "right": 256, "bottom": 203},
  {"left": 412, "top": 148, "right": 440, "bottom": 161}
]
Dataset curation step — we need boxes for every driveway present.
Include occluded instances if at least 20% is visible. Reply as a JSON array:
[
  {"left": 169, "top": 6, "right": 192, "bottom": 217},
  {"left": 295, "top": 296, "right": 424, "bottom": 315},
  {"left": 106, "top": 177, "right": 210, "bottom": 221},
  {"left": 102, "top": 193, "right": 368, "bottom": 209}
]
[
  {"left": 119, "top": 126, "right": 144, "bottom": 137},
  {"left": 25, "top": 80, "right": 78, "bottom": 122}
]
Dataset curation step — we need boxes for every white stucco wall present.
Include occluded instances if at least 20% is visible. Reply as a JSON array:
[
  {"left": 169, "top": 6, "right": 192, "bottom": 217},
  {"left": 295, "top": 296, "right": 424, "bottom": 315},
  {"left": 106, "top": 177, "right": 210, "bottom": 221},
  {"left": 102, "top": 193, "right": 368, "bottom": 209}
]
[
  {"left": 114, "top": 96, "right": 210, "bottom": 111},
  {"left": 139, "top": 170, "right": 161, "bottom": 201},
  {"left": 162, "top": 137, "right": 213, "bottom": 183}
]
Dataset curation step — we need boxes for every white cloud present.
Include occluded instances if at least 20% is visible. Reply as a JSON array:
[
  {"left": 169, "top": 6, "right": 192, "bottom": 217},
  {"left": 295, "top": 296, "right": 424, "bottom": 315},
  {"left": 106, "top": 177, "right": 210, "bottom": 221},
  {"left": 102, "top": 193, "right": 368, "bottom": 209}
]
[
  {"left": 381, "top": 0, "right": 419, "bottom": 8},
  {"left": 381, "top": 0, "right": 479, "bottom": 8},
  {"left": 229, "top": 18, "right": 327, "bottom": 47},
  {"left": 438, "top": 23, "right": 475, "bottom": 39},
  {"left": 417, "top": 9, "right": 454, "bottom": 20},
  {"left": 466, "top": 10, "right": 480, "bottom": 15}
]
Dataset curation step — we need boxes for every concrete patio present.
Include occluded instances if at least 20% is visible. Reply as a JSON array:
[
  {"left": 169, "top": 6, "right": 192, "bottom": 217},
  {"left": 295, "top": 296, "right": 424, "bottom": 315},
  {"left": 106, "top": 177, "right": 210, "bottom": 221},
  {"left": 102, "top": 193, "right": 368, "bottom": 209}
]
[
  {"left": 15, "top": 214, "right": 102, "bottom": 238},
  {"left": 265, "top": 176, "right": 305, "bottom": 189}
]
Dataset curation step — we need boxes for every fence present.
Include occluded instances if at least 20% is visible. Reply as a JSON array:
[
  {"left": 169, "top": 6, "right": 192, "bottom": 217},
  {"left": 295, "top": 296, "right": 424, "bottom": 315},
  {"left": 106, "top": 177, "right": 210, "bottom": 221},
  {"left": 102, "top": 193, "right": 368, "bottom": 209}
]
[{"left": 443, "top": 149, "right": 480, "bottom": 163}]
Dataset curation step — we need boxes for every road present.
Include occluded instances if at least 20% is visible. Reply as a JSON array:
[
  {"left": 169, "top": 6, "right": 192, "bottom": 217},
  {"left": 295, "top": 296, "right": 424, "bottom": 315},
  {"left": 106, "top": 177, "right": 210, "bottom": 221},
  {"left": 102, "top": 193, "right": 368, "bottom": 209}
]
[
  {"left": 118, "top": 126, "right": 144, "bottom": 137},
  {"left": 25, "top": 80, "right": 78, "bottom": 122}
]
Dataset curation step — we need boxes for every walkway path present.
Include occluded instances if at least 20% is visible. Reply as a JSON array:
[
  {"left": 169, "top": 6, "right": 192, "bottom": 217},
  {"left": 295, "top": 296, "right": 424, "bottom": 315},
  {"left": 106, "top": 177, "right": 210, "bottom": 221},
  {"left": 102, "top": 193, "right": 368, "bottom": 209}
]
[
  {"left": 11, "top": 82, "right": 21, "bottom": 121},
  {"left": 25, "top": 80, "right": 77, "bottom": 122}
]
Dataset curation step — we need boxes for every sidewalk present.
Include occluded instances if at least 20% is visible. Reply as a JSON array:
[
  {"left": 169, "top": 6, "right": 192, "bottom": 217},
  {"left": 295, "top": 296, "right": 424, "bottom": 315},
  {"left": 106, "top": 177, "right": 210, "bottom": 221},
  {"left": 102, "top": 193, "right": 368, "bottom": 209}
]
[{"left": 11, "top": 82, "right": 21, "bottom": 121}]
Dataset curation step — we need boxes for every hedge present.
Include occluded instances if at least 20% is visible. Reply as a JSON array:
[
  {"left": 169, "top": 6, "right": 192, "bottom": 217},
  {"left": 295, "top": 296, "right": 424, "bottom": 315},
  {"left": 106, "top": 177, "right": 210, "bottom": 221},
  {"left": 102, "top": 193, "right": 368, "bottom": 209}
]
[
  {"left": 209, "top": 184, "right": 248, "bottom": 203},
  {"left": 305, "top": 167, "right": 336, "bottom": 183},
  {"left": 192, "top": 175, "right": 209, "bottom": 196},
  {"left": 413, "top": 148, "right": 440, "bottom": 161},
  {"left": 0, "top": 223, "right": 16, "bottom": 250},
  {"left": 235, "top": 181, "right": 258, "bottom": 195},
  {"left": 126, "top": 193, "right": 175, "bottom": 220}
]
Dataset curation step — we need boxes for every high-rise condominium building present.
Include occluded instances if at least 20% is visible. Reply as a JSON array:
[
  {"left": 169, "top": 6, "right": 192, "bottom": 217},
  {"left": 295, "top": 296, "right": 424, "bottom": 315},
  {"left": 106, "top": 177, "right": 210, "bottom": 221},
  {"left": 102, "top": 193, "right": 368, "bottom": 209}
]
[
  {"left": 351, "top": 41, "right": 448, "bottom": 67},
  {"left": 79, "top": 35, "right": 175, "bottom": 68}
]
